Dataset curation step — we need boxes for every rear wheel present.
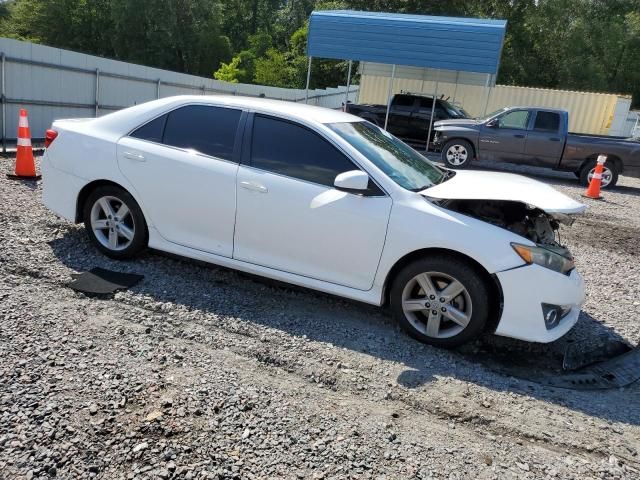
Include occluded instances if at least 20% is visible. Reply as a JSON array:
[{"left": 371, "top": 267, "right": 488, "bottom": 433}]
[
  {"left": 83, "top": 185, "right": 147, "bottom": 259},
  {"left": 579, "top": 158, "right": 619, "bottom": 188},
  {"left": 390, "top": 256, "right": 490, "bottom": 348},
  {"left": 441, "top": 139, "right": 473, "bottom": 169}
]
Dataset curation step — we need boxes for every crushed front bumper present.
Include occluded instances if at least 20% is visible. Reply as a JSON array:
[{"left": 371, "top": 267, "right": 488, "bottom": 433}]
[{"left": 494, "top": 265, "right": 585, "bottom": 343}]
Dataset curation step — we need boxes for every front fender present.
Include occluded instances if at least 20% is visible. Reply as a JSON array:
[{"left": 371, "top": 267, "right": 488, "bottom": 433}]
[{"left": 373, "top": 196, "right": 529, "bottom": 289}]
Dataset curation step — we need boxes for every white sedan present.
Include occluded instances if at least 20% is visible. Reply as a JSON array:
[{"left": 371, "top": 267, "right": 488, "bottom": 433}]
[{"left": 42, "top": 96, "right": 586, "bottom": 347}]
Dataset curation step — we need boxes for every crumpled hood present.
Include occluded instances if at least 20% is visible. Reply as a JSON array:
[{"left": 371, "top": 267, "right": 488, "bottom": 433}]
[{"left": 421, "top": 170, "right": 587, "bottom": 215}]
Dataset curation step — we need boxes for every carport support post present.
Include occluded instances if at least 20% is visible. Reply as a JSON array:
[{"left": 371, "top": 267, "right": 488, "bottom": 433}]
[
  {"left": 384, "top": 64, "right": 396, "bottom": 130},
  {"left": 452, "top": 71, "right": 460, "bottom": 105},
  {"left": 344, "top": 60, "right": 353, "bottom": 110},
  {"left": 426, "top": 70, "right": 440, "bottom": 152},
  {"left": 94, "top": 68, "right": 100, "bottom": 117},
  {"left": 482, "top": 73, "right": 493, "bottom": 116},
  {"left": 1, "top": 53, "right": 6, "bottom": 154},
  {"left": 305, "top": 57, "right": 313, "bottom": 104}
]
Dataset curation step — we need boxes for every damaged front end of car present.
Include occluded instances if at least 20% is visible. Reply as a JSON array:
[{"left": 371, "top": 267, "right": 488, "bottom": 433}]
[
  {"left": 436, "top": 199, "right": 579, "bottom": 279},
  {"left": 438, "top": 198, "right": 570, "bottom": 245}
]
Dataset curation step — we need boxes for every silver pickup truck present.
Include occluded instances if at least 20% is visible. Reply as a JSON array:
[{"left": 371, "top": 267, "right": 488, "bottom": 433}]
[{"left": 433, "top": 107, "right": 640, "bottom": 188}]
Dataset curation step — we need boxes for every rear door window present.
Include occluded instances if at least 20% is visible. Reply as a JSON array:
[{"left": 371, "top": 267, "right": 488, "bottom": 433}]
[
  {"left": 533, "top": 111, "right": 561, "bottom": 132},
  {"left": 162, "top": 105, "right": 241, "bottom": 161},
  {"left": 419, "top": 97, "right": 434, "bottom": 110},
  {"left": 393, "top": 95, "right": 416, "bottom": 110},
  {"left": 250, "top": 115, "right": 359, "bottom": 187}
]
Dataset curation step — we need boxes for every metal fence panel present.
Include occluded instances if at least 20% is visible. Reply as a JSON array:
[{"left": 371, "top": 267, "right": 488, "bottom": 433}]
[{"left": 0, "top": 38, "right": 359, "bottom": 148}]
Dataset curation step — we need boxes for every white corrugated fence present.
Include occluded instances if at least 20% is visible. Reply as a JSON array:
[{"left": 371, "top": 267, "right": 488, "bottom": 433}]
[{"left": 0, "top": 38, "right": 359, "bottom": 149}]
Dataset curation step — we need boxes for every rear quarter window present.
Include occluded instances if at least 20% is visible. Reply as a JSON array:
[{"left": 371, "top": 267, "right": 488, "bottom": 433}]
[{"left": 130, "top": 114, "right": 167, "bottom": 143}]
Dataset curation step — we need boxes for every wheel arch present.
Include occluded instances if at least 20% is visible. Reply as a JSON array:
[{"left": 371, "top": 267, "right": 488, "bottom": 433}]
[
  {"left": 580, "top": 153, "right": 623, "bottom": 174},
  {"left": 75, "top": 179, "right": 148, "bottom": 227},
  {"left": 382, "top": 247, "right": 503, "bottom": 333}
]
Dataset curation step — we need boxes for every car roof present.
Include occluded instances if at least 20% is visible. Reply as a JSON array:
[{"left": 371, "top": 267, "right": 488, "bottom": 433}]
[
  {"left": 508, "top": 106, "right": 567, "bottom": 114},
  {"left": 89, "top": 95, "right": 361, "bottom": 138},
  {"left": 210, "top": 95, "right": 360, "bottom": 124}
]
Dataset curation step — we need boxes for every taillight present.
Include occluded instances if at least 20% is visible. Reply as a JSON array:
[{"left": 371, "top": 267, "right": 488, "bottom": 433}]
[{"left": 45, "top": 129, "right": 58, "bottom": 148}]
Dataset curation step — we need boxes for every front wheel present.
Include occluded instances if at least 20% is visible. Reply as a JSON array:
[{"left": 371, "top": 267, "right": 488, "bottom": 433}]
[
  {"left": 579, "top": 158, "right": 619, "bottom": 189},
  {"left": 441, "top": 139, "right": 473, "bottom": 169},
  {"left": 83, "top": 185, "right": 148, "bottom": 259},
  {"left": 390, "top": 256, "right": 490, "bottom": 348}
]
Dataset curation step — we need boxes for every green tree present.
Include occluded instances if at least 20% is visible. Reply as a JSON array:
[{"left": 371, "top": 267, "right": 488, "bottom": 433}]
[
  {"left": 214, "top": 56, "right": 243, "bottom": 83},
  {"left": 214, "top": 31, "right": 273, "bottom": 83},
  {"left": 254, "top": 48, "right": 298, "bottom": 87}
]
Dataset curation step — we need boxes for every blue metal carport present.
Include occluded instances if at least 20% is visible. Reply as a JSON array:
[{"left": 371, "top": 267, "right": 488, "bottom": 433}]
[{"left": 305, "top": 10, "right": 507, "bottom": 147}]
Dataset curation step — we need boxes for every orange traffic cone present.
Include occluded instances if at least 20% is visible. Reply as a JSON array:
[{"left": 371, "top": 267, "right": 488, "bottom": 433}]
[
  {"left": 583, "top": 154, "right": 606, "bottom": 200},
  {"left": 7, "top": 108, "right": 40, "bottom": 180}
]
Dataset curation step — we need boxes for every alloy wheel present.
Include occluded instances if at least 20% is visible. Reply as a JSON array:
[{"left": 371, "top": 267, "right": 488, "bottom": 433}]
[
  {"left": 588, "top": 166, "right": 613, "bottom": 188},
  {"left": 90, "top": 195, "right": 136, "bottom": 251},
  {"left": 401, "top": 271, "right": 473, "bottom": 339},
  {"left": 445, "top": 145, "right": 468, "bottom": 166}
]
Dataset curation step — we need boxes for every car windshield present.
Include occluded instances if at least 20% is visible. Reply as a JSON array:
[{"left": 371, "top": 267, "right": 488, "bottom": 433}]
[
  {"left": 441, "top": 101, "right": 470, "bottom": 119},
  {"left": 327, "top": 121, "right": 447, "bottom": 191},
  {"left": 476, "top": 108, "right": 507, "bottom": 122}
]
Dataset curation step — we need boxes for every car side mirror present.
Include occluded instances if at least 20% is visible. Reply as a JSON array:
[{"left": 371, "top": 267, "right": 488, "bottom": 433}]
[
  {"left": 486, "top": 120, "right": 498, "bottom": 128},
  {"left": 334, "top": 170, "right": 370, "bottom": 194}
]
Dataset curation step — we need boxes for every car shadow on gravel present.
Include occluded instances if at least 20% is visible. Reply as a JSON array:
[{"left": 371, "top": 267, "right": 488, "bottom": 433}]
[{"left": 49, "top": 230, "right": 640, "bottom": 427}]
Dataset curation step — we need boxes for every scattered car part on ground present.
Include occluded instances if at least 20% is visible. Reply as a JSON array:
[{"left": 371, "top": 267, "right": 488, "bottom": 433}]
[
  {"left": 433, "top": 106, "right": 640, "bottom": 188},
  {"left": 563, "top": 337, "right": 632, "bottom": 371},
  {"left": 67, "top": 267, "right": 144, "bottom": 295},
  {"left": 541, "top": 346, "right": 640, "bottom": 390}
]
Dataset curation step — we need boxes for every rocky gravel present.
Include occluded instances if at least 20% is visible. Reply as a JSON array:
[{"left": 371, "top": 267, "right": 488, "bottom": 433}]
[{"left": 1, "top": 157, "right": 640, "bottom": 479}]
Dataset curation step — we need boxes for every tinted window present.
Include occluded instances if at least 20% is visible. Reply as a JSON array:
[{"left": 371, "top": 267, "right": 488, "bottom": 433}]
[
  {"left": 251, "top": 116, "right": 357, "bottom": 187},
  {"left": 497, "top": 110, "right": 529, "bottom": 129},
  {"left": 163, "top": 105, "right": 241, "bottom": 160},
  {"left": 534, "top": 111, "right": 560, "bottom": 132},
  {"left": 419, "top": 97, "right": 434, "bottom": 109},
  {"left": 130, "top": 114, "right": 167, "bottom": 143},
  {"left": 393, "top": 95, "right": 415, "bottom": 108}
]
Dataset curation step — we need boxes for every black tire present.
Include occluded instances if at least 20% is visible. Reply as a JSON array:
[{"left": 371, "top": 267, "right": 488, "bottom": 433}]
[
  {"left": 441, "top": 139, "right": 474, "bottom": 169},
  {"left": 82, "top": 185, "right": 147, "bottom": 259},
  {"left": 579, "top": 158, "right": 619, "bottom": 189},
  {"left": 390, "top": 255, "right": 490, "bottom": 348}
]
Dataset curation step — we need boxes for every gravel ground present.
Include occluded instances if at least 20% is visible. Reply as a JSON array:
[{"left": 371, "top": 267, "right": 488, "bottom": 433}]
[{"left": 1, "top": 157, "right": 640, "bottom": 479}]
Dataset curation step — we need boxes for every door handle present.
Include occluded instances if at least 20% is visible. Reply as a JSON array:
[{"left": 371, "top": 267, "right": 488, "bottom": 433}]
[
  {"left": 240, "top": 181, "right": 268, "bottom": 193},
  {"left": 123, "top": 151, "right": 145, "bottom": 162},
  {"left": 549, "top": 137, "right": 561, "bottom": 142},
  {"left": 513, "top": 134, "right": 526, "bottom": 139}
]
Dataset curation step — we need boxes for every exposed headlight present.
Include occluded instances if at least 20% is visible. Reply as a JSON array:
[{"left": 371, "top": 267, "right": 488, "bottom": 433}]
[{"left": 511, "top": 243, "right": 575, "bottom": 275}]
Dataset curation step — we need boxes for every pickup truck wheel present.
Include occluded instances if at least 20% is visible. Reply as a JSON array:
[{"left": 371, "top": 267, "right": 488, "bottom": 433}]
[
  {"left": 390, "top": 256, "right": 489, "bottom": 348},
  {"left": 442, "top": 139, "right": 473, "bottom": 169},
  {"left": 579, "top": 159, "right": 619, "bottom": 189}
]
